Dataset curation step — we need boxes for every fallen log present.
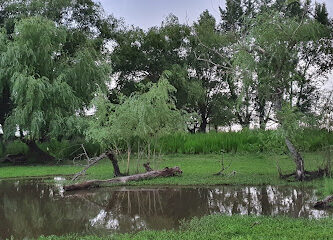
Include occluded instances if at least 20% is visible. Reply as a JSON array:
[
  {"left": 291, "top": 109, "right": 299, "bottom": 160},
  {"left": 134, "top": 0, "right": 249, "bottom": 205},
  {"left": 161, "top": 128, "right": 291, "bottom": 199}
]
[
  {"left": 314, "top": 195, "right": 333, "bottom": 209},
  {"left": 71, "top": 153, "right": 107, "bottom": 181},
  {"left": 0, "top": 154, "right": 27, "bottom": 165},
  {"left": 64, "top": 166, "right": 182, "bottom": 191},
  {"left": 71, "top": 151, "right": 124, "bottom": 181}
]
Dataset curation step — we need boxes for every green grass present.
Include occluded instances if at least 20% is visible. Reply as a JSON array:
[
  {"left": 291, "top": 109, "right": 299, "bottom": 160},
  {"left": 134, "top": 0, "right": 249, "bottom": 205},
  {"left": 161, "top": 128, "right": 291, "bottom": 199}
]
[
  {"left": 0, "top": 152, "right": 329, "bottom": 188},
  {"left": 0, "top": 163, "right": 81, "bottom": 179},
  {"left": 38, "top": 214, "right": 333, "bottom": 240},
  {"left": 318, "top": 178, "right": 333, "bottom": 197},
  {"left": 1, "top": 129, "right": 332, "bottom": 160},
  {"left": 3, "top": 139, "right": 29, "bottom": 155},
  {"left": 158, "top": 129, "right": 333, "bottom": 154}
]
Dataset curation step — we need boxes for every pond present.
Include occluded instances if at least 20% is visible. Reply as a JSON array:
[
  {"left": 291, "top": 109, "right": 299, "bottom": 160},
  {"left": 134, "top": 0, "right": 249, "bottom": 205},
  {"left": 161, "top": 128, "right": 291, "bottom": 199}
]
[{"left": 0, "top": 178, "right": 332, "bottom": 239}]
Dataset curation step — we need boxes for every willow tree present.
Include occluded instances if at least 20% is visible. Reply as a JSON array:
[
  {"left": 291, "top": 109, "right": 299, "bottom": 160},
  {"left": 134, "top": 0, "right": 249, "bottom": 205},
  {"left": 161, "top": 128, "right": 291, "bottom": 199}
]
[
  {"left": 85, "top": 75, "right": 185, "bottom": 174},
  {"left": 0, "top": 0, "right": 119, "bottom": 140},
  {"left": 234, "top": 9, "right": 331, "bottom": 180},
  {"left": 0, "top": 16, "right": 108, "bottom": 161}
]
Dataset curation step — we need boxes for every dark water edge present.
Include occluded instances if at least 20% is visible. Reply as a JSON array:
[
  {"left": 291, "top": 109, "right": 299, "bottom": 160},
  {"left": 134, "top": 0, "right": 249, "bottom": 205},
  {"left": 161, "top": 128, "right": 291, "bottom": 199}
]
[{"left": 0, "top": 178, "right": 332, "bottom": 239}]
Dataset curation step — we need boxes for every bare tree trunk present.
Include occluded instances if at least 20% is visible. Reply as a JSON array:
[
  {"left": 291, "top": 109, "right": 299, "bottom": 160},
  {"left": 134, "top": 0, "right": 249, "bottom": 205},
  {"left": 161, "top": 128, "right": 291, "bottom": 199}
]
[
  {"left": 275, "top": 94, "right": 306, "bottom": 181},
  {"left": 126, "top": 144, "right": 131, "bottom": 174},
  {"left": 259, "top": 112, "right": 266, "bottom": 130},
  {"left": 64, "top": 166, "right": 183, "bottom": 191},
  {"left": 0, "top": 85, "right": 12, "bottom": 130},
  {"left": 147, "top": 143, "right": 151, "bottom": 161},
  {"left": 199, "top": 116, "right": 207, "bottom": 133},
  {"left": 143, "top": 162, "right": 153, "bottom": 172},
  {"left": 71, "top": 151, "right": 124, "bottom": 181},
  {"left": 0, "top": 134, "right": 5, "bottom": 157},
  {"left": 136, "top": 142, "right": 140, "bottom": 174},
  {"left": 285, "top": 138, "right": 305, "bottom": 181},
  {"left": 106, "top": 151, "right": 124, "bottom": 177},
  {"left": 26, "top": 140, "right": 55, "bottom": 162}
]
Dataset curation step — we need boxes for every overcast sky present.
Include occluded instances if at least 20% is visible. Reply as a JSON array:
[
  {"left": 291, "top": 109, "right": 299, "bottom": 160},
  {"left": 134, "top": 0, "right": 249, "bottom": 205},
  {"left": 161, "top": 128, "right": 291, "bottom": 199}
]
[
  {"left": 97, "top": 0, "right": 332, "bottom": 89},
  {"left": 97, "top": 0, "right": 333, "bottom": 29}
]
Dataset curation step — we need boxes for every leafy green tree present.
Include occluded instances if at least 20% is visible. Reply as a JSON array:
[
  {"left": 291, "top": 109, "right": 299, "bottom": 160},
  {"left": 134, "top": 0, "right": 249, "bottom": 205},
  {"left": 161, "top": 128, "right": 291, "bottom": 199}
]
[
  {"left": 0, "top": 0, "right": 116, "bottom": 41},
  {"left": 112, "top": 10, "right": 241, "bottom": 133},
  {"left": 0, "top": 0, "right": 119, "bottom": 135},
  {"left": 110, "top": 14, "right": 215, "bottom": 134},
  {"left": 234, "top": 9, "right": 331, "bottom": 180},
  {"left": 315, "top": 2, "right": 330, "bottom": 26},
  {"left": 190, "top": 10, "right": 232, "bottom": 132},
  {"left": 210, "top": 94, "right": 236, "bottom": 131},
  {"left": 0, "top": 16, "right": 109, "bottom": 161},
  {"left": 0, "top": 31, "right": 10, "bottom": 129},
  {"left": 86, "top": 75, "right": 184, "bottom": 173},
  {"left": 216, "top": 0, "right": 324, "bottom": 130},
  {"left": 111, "top": 14, "right": 190, "bottom": 88},
  {"left": 192, "top": 9, "right": 252, "bottom": 131},
  {"left": 219, "top": 0, "right": 244, "bottom": 31}
]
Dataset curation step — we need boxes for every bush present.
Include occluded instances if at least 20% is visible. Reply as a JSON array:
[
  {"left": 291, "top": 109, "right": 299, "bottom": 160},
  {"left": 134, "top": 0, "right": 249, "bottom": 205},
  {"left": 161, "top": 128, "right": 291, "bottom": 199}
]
[{"left": 4, "top": 140, "right": 28, "bottom": 155}]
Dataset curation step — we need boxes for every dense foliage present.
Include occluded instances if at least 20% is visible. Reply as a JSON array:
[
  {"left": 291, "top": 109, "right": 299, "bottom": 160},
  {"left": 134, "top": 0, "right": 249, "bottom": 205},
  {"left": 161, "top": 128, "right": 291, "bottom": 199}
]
[
  {"left": 0, "top": 0, "right": 332, "bottom": 167},
  {"left": 0, "top": 1, "right": 332, "bottom": 239}
]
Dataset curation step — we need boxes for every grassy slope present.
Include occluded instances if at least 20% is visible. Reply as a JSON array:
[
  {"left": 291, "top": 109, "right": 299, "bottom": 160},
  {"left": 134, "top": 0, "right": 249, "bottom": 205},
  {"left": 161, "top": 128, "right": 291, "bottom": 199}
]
[
  {"left": 0, "top": 152, "right": 327, "bottom": 187},
  {"left": 39, "top": 215, "right": 333, "bottom": 240}
]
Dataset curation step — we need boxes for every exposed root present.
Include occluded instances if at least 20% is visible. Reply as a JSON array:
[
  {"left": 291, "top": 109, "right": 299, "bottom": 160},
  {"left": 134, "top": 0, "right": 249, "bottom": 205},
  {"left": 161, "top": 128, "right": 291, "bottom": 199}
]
[
  {"left": 0, "top": 154, "right": 27, "bottom": 165},
  {"left": 143, "top": 162, "right": 153, "bottom": 172},
  {"left": 278, "top": 168, "right": 330, "bottom": 181},
  {"left": 314, "top": 195, "right": 333, "bottom": 209}
]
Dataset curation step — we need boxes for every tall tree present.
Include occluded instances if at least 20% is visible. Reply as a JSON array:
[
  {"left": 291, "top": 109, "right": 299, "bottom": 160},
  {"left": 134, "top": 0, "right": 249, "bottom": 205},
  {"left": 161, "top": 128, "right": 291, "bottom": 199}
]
[
  {"left": 191, "top": 10, "right": 239, "bottom": 132},
  {"left": 314, "top": 2, "right": 330, "bottom": 26},
  {"left": 0, "top": 0, "right": 118, "bottom": 134},
  {"left": 0, "top": 16, "right": 109, "bottom": 161},
  {"left": 86, "top": 75, "right": 184, "bottom": 173},
  {"left": 215, "top": 0, "right": 332, "bottom": 130},
  {"left": 234, "top": 9, "right": 331, "bottom": 179},
  {"left": 110, "top": 14, "right": 191, "bottom": 95},
  {"left": 219, "top": 0, "right": 244, "bottom": 31}
]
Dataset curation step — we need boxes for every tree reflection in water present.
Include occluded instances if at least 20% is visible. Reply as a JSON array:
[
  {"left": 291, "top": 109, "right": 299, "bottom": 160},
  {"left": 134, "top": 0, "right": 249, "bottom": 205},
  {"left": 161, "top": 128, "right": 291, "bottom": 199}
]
[{"left": 0, "top": 179, "right": 332, "bottom": 239}]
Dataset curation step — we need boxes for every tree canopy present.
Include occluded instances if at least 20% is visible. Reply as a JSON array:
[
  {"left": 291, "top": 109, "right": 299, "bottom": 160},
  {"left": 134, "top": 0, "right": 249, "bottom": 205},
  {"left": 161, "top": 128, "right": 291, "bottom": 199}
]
[
  {"left": 0, "top": 16, "right": 109, "bottom": 146},
  {"left": 0, "top": 0, "right": 332, "bottom": 165}
]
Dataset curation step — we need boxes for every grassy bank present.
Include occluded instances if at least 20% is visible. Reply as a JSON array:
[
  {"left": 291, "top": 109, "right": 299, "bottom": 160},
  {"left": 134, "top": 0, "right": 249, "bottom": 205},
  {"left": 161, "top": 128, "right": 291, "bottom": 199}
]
[
  {"left": 1, "top": 129, "right": 332, "bottom": 160},
  {"left": 0, "top": 152, "right": 329, "bottom": 187},
  {"left": 38, "top": 214, "right": 333, "bottom": 240}
]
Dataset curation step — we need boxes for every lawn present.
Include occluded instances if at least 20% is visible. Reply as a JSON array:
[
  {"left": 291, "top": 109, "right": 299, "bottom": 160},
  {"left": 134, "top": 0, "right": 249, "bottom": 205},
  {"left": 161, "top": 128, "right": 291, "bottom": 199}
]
[
  {"left": 38, "top": 214, "right": 333, "bottom": 240},
  {"left": 0, "top": 152, "right": 328, "bottom": 188}
]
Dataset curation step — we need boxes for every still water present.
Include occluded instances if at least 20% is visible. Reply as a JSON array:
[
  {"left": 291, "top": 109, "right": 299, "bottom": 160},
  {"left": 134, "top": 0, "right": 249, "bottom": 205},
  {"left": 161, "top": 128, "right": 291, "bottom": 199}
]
[{"left": 0, "top": 178, "right": 332, "bottom": 239}]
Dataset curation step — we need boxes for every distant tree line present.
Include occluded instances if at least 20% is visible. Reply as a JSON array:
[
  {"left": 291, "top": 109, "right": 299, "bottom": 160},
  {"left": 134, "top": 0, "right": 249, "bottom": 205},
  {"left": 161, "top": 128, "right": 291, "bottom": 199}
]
[{"left": 110, "top": 0, "right": 332, "bottom": 132}]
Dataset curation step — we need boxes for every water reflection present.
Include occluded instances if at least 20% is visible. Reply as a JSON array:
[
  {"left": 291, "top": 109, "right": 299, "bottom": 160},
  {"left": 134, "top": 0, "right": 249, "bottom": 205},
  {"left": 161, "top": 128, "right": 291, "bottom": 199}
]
[{"left": 0, "top": 180, "right": 332, "bottom": 239}]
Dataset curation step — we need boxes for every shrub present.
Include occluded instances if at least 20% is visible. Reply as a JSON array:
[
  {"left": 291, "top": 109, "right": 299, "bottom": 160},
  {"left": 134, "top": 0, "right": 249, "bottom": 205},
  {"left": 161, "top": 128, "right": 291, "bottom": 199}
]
[{"left": 4, "top": 140, "right": 28, "bottom": 155}]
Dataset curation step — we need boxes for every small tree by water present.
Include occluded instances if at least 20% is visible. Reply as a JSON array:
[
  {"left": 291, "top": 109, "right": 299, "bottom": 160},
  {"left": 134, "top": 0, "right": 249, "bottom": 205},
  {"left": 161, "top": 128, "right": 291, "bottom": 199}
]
[{"left": 85, "top": 74, "right": 185, "bottom": 173}]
